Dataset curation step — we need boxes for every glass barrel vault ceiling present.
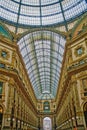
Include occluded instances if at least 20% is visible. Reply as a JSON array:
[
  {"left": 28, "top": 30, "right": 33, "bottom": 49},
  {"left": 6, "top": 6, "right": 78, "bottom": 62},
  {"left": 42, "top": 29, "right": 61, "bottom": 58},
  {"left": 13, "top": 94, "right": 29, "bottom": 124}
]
[
  {"left": 0, "top": 0, "right": 87, "bottom": 27},
  {"left": 18, "top": 31, "right": 66, "bottom": 100}
]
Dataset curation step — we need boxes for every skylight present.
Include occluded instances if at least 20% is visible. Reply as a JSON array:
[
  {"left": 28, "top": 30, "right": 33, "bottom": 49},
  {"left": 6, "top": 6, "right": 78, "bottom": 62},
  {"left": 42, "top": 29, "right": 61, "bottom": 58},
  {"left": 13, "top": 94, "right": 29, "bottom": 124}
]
[
  {"left": 0, "top": 0, "right": 87, "bottom": 27},
  {"left": 18, "top": 31, "right": 66, "bottom": 99}
]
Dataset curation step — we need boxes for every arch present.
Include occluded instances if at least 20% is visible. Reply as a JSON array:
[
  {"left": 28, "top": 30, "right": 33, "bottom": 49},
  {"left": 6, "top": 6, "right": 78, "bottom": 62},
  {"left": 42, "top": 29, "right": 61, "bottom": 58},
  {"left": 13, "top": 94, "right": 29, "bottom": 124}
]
[
  {"left": 17, "top": 30, "right": 66, "bottom": 100},
  {"left": 17, "top": 28, "right": 66, "bottom": 41},
  {"left": 71, "top": 13, "right": 87, "bottom": 38},
  {"left": 0, "top": 22, "right": 13, "bottom": 40},
  {"left": 43, "top": 117, "right": 52, "bottom": 130}
]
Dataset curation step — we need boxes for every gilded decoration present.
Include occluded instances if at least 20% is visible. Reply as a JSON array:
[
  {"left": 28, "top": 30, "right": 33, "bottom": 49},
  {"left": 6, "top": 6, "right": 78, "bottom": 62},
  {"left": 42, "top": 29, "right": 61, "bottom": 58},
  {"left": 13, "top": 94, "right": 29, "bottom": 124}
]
[
  {"left": 74, "top": 45, "right": 85, "bottom": 57},
  {"left": 71, "top": 15, "right": 87, "bottom": 38},
  {"left": 68, "top": 49, "right": 72, "bottom": 63},
  {"left": 0, "top": 49, "right": 10, "bottom": 60},
  {"left": 82, "top": 78, "right": 87, "bottom": 91},
  {"left": 82, "top": 22, "right": 87, "bottom": 31}
]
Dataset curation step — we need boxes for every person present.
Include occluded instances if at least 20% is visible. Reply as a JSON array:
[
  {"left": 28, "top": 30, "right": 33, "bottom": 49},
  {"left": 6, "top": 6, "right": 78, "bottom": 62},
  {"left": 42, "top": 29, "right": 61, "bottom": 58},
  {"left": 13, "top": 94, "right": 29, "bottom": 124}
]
[{"left": 73, "top": 126, "right": 77, "bottom": 130}]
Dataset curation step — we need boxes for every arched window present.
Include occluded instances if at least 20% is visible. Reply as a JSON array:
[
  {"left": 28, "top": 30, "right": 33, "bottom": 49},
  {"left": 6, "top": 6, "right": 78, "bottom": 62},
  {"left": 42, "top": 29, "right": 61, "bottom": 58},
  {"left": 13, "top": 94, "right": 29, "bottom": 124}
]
[
  {"left": 44, "top": 101, "right": 50, "bottom": 112},
  {"left": 43, "top": 117, "right": 52, "bottom": 130}
]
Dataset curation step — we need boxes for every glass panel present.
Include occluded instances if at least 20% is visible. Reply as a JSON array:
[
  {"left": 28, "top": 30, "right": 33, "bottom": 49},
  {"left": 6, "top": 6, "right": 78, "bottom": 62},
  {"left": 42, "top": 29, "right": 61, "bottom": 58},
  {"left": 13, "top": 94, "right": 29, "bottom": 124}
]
[
  {"left": 22, "top": 0, "right": 39, "bottom": 5},
  {"left": 19, "top": 15, "right": 40, "bottom": 25},
  {"left": 41, "top": 3, "right": 61, "bottom": 16},
  {"left": 41, "top": 0, "right": 59, "bottom": 5},
  {"left": 64, "top": 0, "right": 87, "bottom": 20},
  {"left": 20, "top": 5, "right": 40, "bottom": 16}
]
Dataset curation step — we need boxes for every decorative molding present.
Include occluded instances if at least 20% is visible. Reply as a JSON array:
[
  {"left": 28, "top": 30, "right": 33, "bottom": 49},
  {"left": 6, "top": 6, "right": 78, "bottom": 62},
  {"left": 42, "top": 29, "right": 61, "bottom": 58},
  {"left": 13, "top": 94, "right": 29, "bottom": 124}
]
[
  {"left": 74, "top": 45, "right": 85, "bottom": 57},
  {"left": 0, "top": 48, "right": 10, "bottom": 60}
]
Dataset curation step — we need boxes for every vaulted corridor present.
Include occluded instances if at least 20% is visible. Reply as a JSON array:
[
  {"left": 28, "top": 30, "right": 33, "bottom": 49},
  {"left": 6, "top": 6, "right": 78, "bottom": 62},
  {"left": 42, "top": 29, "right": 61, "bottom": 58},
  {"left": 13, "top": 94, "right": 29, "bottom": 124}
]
[{"left": 0, "top": 0, "right": 87, "bottom": 130}]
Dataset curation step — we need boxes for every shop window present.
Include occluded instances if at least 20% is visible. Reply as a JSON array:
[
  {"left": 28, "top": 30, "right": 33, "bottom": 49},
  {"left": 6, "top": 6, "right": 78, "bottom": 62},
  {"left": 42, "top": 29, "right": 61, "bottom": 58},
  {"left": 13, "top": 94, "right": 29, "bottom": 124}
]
[{"left": 0, "top": 82, "right": 3, "bottom": 98}]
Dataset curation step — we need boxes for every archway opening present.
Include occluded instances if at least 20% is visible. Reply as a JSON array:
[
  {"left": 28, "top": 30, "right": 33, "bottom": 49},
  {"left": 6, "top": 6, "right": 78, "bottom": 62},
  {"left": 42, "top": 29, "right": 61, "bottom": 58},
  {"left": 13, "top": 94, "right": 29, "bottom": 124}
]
[
  {"left": 83, "top": 102, "right": 87, "bottom": 127},
  {"left": 43, "top": 117, "right": 52, "bottom": 130}
]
